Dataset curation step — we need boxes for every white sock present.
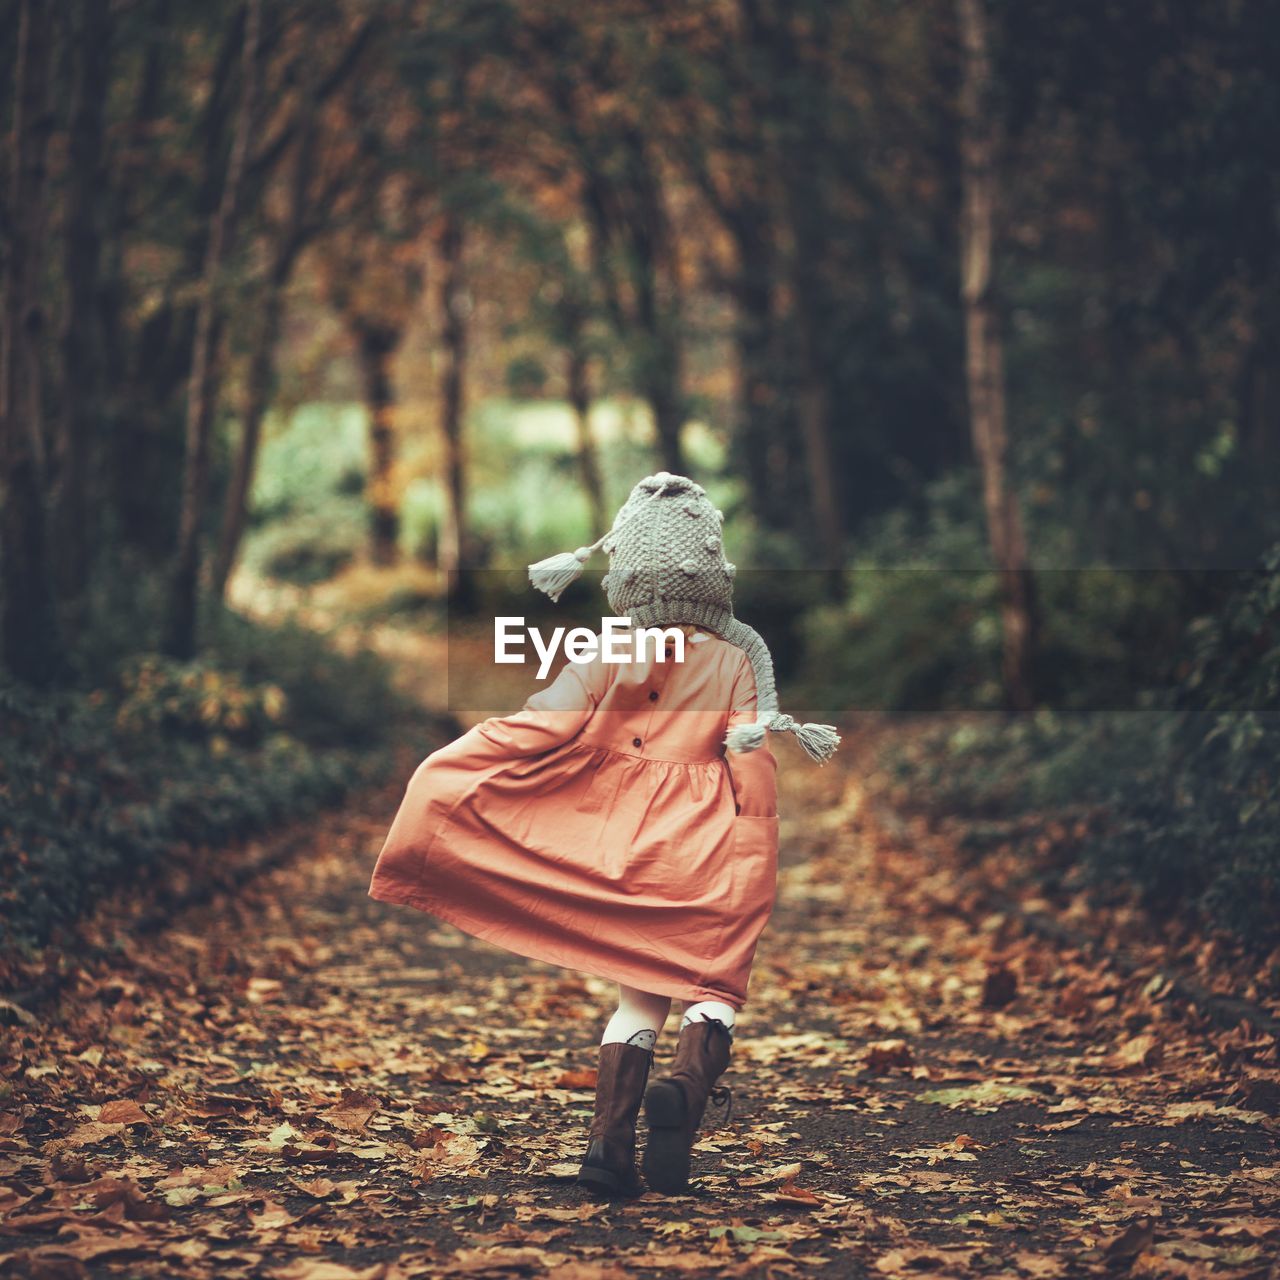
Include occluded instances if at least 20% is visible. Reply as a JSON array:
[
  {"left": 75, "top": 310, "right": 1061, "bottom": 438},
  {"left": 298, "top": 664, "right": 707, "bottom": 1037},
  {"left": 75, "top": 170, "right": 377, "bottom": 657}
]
[
  {"left": 681, "top": 1000, "right": 737, "bottom": 1038},
  {"left": 601, "top": 984, "right": 671, "bottom": 1050}
]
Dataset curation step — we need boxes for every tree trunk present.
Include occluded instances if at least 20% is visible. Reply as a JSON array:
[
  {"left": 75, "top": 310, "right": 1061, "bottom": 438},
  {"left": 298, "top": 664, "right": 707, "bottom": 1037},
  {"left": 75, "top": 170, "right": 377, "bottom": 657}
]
[
  {"left": 787, "top": 224, "right": 845, "bottom": 588},
  {"left": 356, "top": 323, "right": 401, "bottom": 566},
  {"left": 116, "top": 2, "right": 241, "bottom": 568},
  {"left": 97, "top": 0, "right": 170, "bottom": 563},
  {"left": 0, "top": 0, "right": 63, "bottom": 686},
  {"left": 53, "top": 0, "right": 112, "bottom": 637},
  {"left": 211, "top": 275, "right": 285, "bottom": 599},
  {"left": 165, "top": 0, "right": 261, "bottom": 658},
  {"left": 566, "top": 102, "right": 686, "bottom": 477},
  {"left": 646, "top": 359, "right": 685, "bottom": 476},
  {"left": 768, "top": 3, "right": 844, "bottom": 584},
  {"left": 722, "top": 0, "right": 796, "bottom": 529},
  {"left": 957, "top": 0, "right": 1037, "bottom": 712},
  {"left": 213, "top": 106, "right": 321, "bottom": 601},
  {"left": 1238, "top": 291, "right": 1279, "bottom": 471},
  {"left": 566, "top": 330, "right": 606, "bottom": 537},
  {"left": 437, "top": 215, "right": 473, "bottom": 606},
  {"left": 796, "top": 377, "right": 844, "bottom": 579},
  {"left": 733, "top": 264, "right": 791, "bottom": 530}
]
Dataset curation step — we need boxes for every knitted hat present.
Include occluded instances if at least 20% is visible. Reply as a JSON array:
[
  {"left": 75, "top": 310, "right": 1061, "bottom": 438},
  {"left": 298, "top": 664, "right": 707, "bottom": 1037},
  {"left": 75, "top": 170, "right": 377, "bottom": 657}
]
[{"left": 527, "top": 471, "right": 840, "bottom": 764}]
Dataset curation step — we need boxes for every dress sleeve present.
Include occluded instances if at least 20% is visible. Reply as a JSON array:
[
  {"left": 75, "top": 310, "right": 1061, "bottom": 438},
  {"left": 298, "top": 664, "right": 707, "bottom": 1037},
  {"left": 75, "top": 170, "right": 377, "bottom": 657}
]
[
  {"left": 424, "top": 657, "right": 606, "bottom": 767},
  {"left": 724, "top": 651, "right": 778, "bottom": 818}
]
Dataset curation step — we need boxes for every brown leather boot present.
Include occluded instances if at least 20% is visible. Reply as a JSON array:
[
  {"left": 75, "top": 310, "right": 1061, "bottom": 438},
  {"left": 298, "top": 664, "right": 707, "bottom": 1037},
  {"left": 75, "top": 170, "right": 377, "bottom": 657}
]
[
  {"left": 576, "top": 1041, "right": 652, "bottom": 1198},
  {"left": 641, "top": 1016, "right": 733, "bottom": 1194}
]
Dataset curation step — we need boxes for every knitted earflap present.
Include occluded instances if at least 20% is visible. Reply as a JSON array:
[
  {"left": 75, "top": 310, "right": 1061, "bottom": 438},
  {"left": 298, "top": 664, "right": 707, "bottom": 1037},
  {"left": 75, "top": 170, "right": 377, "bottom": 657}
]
[
  {"left": 716, "top": 616, "right": 841, "bottom": 764},
  {"left": 527, "top": 472, "right": 841, "bottom": 765}
]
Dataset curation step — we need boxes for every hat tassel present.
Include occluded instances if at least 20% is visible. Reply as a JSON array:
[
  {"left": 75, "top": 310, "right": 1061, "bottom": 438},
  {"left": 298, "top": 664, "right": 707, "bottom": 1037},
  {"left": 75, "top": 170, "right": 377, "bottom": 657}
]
[
  {"left": 724, "top": 721, "right": 767, "bottom": 753},
  {"left": 725, "top": 714, "right": 841, "bottom": 764},
  {"left": 527, "top": 546, "right": 593, "bottom": 603},
  {"left": 791, "top": 720, "right": 841, "bottom": 765},
  {"left": 528, "top": 485, "right": 670, "bottom": 603}
]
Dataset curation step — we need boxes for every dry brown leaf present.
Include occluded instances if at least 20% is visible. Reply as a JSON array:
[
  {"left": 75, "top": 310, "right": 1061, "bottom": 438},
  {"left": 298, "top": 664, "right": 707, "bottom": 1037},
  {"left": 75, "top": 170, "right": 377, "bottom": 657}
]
[
  {"left": 739, "top": 1160, "right": 803, "bottom": 1186},
  {"left": 1012, "top": 1252, "right": 1067, "bottom": 1278},
  {"left": 1129, "top": 1253, "right": 1203, "bottom": 1279},
  {"left": 1112, "top": 1034, "right": 1163, "bottom": 1070},
  {"left": 774, "top": 1177, "right": 825, "bottom": 1206},
  {"left": 553, "top": 1069, "right": 597, "bottom": 1089},
  {"left": 874, "top": 1245, "right": 976, "bottom": 1274},
  {"left": 865, "top": 1040, "right": 914, "bottom": 1072},
  {"left": 28, "top": 1229, "right": 151, "bottom": 1263},
  {"left": 289, "top": 1176, "right": 339, "bottom": 1199},
  {"left": 61, "top": 1121, "right": 126, "bottom": 1148},
  {"left": 249, "top": 1198, "right": 296, "bottom": 1232},
  {"left": 1105, "top": 1219, "right": 1157, "bottom": 1259},
  {"left": 86, "top": 1176, "right": 167, "bottom": 1222},
  {"left": 321, "top": 1088, "right": 379, "bottom": 1133},
  {"left": 268, "top": 1262, "right": 394, "bottom": 1280},
  {"left": 982, "top": 963, "right": 1019, "bottom": 1009}
]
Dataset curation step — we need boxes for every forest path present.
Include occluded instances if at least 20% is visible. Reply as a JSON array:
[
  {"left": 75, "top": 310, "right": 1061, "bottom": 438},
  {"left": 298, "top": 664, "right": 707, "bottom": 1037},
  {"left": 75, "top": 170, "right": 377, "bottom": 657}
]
[{"left": 3, "top": 656, "right": 1278, "bottom": 1278}]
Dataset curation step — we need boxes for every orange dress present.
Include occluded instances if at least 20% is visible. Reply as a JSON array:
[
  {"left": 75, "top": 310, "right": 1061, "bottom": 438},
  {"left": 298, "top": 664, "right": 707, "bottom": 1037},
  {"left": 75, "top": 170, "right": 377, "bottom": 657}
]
[{"left": 368, "top": 630, "right": 779, "bottom": 1008}]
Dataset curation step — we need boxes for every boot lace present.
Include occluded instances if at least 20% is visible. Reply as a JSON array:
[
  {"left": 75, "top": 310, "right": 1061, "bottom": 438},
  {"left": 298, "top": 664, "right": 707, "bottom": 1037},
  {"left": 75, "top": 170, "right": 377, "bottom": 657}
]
[
  {"left": 710, "top": 1084, "right": 734, "bottom": 1125},
  {"left": 691, "top": 1015, "right": 735, "bottom": 1125}
]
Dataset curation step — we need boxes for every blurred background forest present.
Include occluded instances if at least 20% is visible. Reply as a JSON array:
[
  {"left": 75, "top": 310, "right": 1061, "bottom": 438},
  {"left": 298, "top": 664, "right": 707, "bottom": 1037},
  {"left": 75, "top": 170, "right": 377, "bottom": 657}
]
[{"left": 2, "top": 0, "right": 1278, "bottom": 961}]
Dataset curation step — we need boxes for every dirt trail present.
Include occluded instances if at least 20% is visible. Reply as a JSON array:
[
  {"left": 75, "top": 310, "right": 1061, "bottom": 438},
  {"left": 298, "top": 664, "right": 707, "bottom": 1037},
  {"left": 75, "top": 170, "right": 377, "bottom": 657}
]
[{"left": 3, "top": 654, "right": 1278, "bottom": 1278}]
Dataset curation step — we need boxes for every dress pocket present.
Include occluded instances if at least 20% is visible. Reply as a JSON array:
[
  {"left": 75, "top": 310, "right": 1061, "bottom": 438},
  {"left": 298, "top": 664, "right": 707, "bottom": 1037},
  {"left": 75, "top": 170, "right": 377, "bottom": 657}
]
[{"left": 731, "top": 814, "right": 779, "bottom": 912}]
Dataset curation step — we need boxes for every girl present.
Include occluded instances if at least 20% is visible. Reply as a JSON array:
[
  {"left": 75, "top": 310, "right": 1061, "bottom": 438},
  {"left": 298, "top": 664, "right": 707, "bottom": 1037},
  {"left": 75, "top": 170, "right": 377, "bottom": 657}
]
[{"left": 369, "top": 472, "right": 838, "bottom": 1197}]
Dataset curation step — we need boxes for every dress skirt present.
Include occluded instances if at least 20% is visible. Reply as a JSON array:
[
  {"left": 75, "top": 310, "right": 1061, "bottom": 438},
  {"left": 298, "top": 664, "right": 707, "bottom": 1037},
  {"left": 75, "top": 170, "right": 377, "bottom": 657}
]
[{"left": 369, "top": 632, "right": 780, "bottom": 1008}]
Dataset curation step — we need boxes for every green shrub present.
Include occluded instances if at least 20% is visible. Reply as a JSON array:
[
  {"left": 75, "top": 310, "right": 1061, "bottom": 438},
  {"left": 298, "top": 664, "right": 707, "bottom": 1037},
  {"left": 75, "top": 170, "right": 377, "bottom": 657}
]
[
  {"left": 881, "top": 547, "right": 1280, "bottom": 947},
  {"left": 505, "top": 355, "right": 548, "bottom": 397},
  {"left": 800, "top": 471, "right": 1002, "bottom": 711},
  {"left": 1, "top": 612, "right": 406, "bottom": 956},
  {"left": 244, "top": 502, "right": 364, "bottom": 585},
  {"left": 114, "top": 655, "right": 287, "bottom": 745},
  {"left": 801, "top": 466, "right": 1196, "bottom": 714},
  {"left": 206, "top": 608, "right": 401, "bottom": 748},
  {"left": 239, "top": 402, "right": 369, "bottom": 585},
  {"left": 1097, "top": 548, "right": 1280, "bottom": 938},
  {"left": 250, "top": 403, "right": 368, "bottom": 522},
  {"left": 0, "top": 680, "right": 353, "bottom": 954}
]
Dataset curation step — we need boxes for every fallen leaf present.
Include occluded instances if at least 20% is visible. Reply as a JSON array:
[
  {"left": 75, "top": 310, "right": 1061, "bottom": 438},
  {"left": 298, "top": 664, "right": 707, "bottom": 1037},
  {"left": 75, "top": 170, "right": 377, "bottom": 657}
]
[
  {"left": 739, "top": 1161, "right": 803, "bottom": 1187},
  {"left": 321, "top": 1088, "right": 378, "bottom": 1133},
  {"left": 268, "top": 1262, "right": 391, "bottom": 1280},
  {"left": 982, "top": 963, "right": 1018, "bottom": 1008},
  {"left": 1112, "top": 1034, "right": 1162, "bottom": 1070},
  {"left": 266, "top": 1121, "right": 302, "bottom": 1148},
  {"left": 289, "top": 1176, "right": 339, "bottom": 1199},
  {"left": 249, "top": 1198, "right": 296, "bottom": 1232},
  {"left": 96, "top": 1100, "right": 150, "bottom": 1126},
  {"left": 865, "top": 1040, "right": 914, "bottom": 1072},
  {"left": 917, "top": 1081, "right": 1037, "bottom": 1112},
  {"left": 774, "top": 1177, "right": 825, "bottom": 1205},
  {"left": 875, "top": 1245, "right": 977, "bottom": 1274},
  {"left": 554, "top": 1069, "right": 597, "bottom": 1090},
  {"left": 1105, "top": 1219, "right": 1157, "bottom": 1259},
  {"left": 1013, "top": 1252, "right": 1066, "bottom": 1278}
]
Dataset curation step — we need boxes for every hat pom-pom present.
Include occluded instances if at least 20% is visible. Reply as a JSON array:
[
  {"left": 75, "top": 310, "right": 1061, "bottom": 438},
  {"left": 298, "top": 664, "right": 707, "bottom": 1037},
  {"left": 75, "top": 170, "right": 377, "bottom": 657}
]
[
  {"left": 724, "top": 721, "right": 767, "bottom": 753},
  {"left": 792, "top": 721, "right": 841, "bottom": 765},
  {"left": 528, "top": 547, "right": 591, "bottom": 602}
]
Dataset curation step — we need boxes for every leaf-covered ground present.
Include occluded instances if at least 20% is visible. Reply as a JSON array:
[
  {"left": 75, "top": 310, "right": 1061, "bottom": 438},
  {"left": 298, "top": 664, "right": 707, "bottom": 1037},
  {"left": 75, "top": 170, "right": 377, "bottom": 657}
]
[{"left": 3, "top": 730, "right": 1279, "bottom": 1279}]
